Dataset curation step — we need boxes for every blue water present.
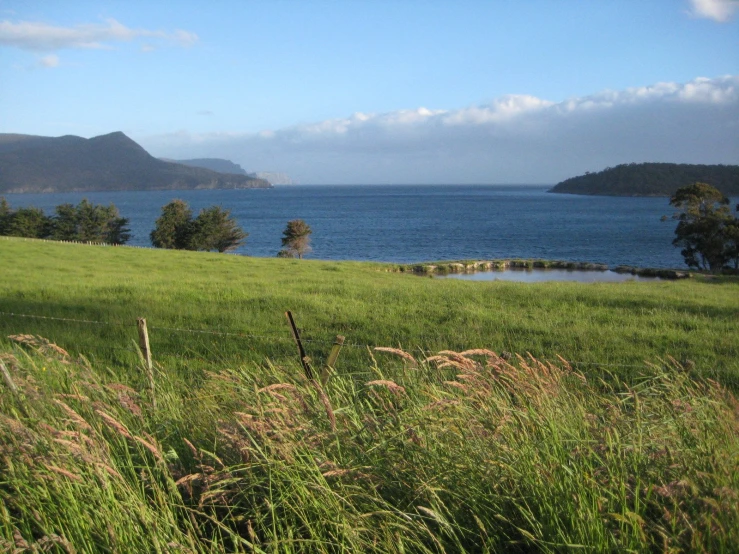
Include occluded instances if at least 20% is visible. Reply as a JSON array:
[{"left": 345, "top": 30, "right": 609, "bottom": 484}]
[{"left": 3, "top": 185, "right": 696, "bottom": 268}]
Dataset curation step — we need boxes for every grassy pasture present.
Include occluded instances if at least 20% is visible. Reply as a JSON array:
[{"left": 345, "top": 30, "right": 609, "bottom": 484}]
[
  {"left": 1, "top": 238, "right": 738, "bottom": 386},
  {"left": 1, "top": 238, "right": 739, "bottom": 552}
]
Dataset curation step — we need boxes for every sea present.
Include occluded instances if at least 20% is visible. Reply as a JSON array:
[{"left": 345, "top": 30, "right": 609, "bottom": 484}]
[{"left": 2, "top": 184, "right": 712, "bottom": 269}]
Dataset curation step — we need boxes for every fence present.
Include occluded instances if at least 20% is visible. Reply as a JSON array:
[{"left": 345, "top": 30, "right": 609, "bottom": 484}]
[
  {"left": 0, "top": 309, "right": 653, "bottom": 378},
  {"left": 0, "top": 234, "right": 152, "bottom": 249}
]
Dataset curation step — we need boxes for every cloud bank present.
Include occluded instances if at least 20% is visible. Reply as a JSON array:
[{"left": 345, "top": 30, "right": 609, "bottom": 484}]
[
  {"left": 141, "top": 76, "right": 739, "bottom": 184},
  {"left": 0, "top": 18, "right": 197, "bottom": 51}
]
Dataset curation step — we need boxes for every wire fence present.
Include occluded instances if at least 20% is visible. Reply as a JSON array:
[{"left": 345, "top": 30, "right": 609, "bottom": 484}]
[{"left": 0, "top": 309, "right": 663, "bottom": 372}]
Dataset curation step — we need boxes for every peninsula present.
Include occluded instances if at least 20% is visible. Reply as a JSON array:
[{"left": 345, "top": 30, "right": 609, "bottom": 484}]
[
  {"left": 0, "top": 132, "right": 271, "bottom": 193},
  {"left": 549, "top": 163, "right": 739, "bottom": 197}
]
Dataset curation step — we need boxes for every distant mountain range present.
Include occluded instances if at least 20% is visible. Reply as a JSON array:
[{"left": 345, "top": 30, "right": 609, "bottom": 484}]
[
  {"left": 0, "top": 132, "right": 271, "bottom": 193},
  {"left": 549, "top": 163, "right": 739, "bottom": 196}
]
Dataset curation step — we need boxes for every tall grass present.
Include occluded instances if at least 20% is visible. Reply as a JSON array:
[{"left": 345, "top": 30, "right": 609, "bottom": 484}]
[
  {"left": 1, "top": 239, "right": 738, "bottom": 388},
  {"left": 1, "top": 339, "right": 737, "bottom": 552}
]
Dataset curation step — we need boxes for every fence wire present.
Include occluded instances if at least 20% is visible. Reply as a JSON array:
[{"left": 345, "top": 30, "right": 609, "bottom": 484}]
[{"left": 0, "top": 309, "right": 670, "bottom": 370}]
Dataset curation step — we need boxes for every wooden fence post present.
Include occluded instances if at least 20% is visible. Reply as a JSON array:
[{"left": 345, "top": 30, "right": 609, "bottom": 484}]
[
  {"left": 0, "top": 360, "right": 18, "bottom": 396},
  {"left": 285, "top": 311, "right": 314, "bottom": 380},
  {"left": 137, "top": 318, "right": 156, "bottom": 408},
  {"left": 321, "top": 335, "right": 345, "bottom": 386}
]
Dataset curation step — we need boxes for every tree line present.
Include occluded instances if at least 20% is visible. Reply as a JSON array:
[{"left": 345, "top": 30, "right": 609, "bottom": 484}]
[
  {"left": 0, "top": 197, "right": 312, "bottom": 257},
  {"left": 0, "top": 197, "right": 130, "bottom": 244}
]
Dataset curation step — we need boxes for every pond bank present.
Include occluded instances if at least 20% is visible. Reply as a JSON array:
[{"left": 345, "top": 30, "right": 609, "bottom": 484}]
[{"left": 388, "top": 259, "right": 692, "bottom": 280}]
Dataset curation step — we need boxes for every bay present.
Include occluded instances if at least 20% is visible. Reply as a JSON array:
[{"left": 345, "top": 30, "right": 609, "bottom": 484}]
[{"left": 3, "top": 184, "right": 703, "bottom": 268}]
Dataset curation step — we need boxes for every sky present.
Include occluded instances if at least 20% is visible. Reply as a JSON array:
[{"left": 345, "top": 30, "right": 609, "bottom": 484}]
[{"left": 0, "top": 0, "right": 738, "bottom": 184}]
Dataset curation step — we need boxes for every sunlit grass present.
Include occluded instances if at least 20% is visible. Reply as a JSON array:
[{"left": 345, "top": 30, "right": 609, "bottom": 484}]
[
  {"left": 1, "top": 342, "right": 737, "bottom": 552},
  {"left": 1, "top": 238, "right": 738, "bottom": 387}
]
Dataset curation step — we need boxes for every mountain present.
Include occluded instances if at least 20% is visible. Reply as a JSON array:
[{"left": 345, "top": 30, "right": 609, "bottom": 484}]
[
  {"left": 0, "top": 132, "right": 271, "bottom": 193},
  {"left": 549, "top": 163, "right": 739, "bottom": 197},
  {"left": 162, "top": 158, "right": 251, "bottom": 176}
]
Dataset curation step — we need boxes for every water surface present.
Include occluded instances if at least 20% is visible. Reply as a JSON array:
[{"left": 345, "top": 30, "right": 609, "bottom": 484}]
[{"left": 4, "top": 184, "right": 712, "bottom": 268}]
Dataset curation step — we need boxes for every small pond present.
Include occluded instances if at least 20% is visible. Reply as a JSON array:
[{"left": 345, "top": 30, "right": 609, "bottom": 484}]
[{"left": 437, "top": 269, "right": 663, "bottom": 283}]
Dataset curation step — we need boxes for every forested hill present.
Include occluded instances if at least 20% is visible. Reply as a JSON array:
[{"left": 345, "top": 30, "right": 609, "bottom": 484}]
[
  {"left": 0, "top": 132, "right": 271, "bottom": 193},
  {"left": 549, "top": 163, "right": 739, "bottom": 196}
]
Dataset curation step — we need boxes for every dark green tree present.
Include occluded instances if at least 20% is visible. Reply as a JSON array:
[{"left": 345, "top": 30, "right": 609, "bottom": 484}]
[
  {"left": 725, "top": 205, "right": 739, "bottom": 270},
  {"left": 76, "top": 199, "right": 109, "bottom": 242},
  {"left": 4, "top": 206, "right": 50, "bottom": 238},
  {"left": 49, "top": 200, "right": 130, "bottom": 244},
  {"left": 150, "top": 199, "right": 194, "bottom": 249},
  {"left": 49, "top": 203, "right": 78, "bottom": 241},
  {"left": 0, "top": 197, "right": 11, "bottom": 235},
  {"left": 669, "top": 182, "right": 735, "bottom": 272},
  {"left": 279, "top": 219, "right": 312, "bottom": 259},
  {"left": 102, "top": 204, "right": 131, "bottom": 245},
  {"left": 189, "top": 206, "right": 247, "bottom": 253}
]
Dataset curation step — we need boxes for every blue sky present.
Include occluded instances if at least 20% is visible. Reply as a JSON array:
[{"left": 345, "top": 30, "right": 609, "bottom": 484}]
[{"left": 1, "top": 0, "right": 738, "bottom": 183}]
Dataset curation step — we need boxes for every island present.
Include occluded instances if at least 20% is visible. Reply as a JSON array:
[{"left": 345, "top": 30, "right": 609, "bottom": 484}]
[
  {"left": 549, "top": 163, "right": 739, "bottom": 197},
  {"left": 0, "top": 132, "right": 271, "bottom": 194}
]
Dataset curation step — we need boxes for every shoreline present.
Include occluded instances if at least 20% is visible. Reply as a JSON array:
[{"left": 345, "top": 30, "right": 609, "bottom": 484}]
[{"left": 388, "top": 259, "right": 692, "bottom": 280}]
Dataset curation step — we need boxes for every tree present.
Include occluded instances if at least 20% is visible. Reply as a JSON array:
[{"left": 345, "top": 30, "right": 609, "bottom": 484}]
[
  {"left": 150, "top": 199, "right": 194, "bottom": 249},
  {"left": 279, "top": 219, "right": 312, "bottom": 259},
  {"left": 725, "top": 206, "right": 739, "bottom": 270},
  {"left": 49, "top": 203, "right": 78, "bottom": 241},
  {"left": 49, "top": 200, "right": 130, "bottom": 244},
  {"left": 4, "top": 206, "right": 50, "bottom": 238},
  {"left": 669, "top": 182, "right": 736, "bottom": 272},
  {"left": 102, "top": 204, "right": 131, "bottom": 245},
  {"left": 0, "top": 197, "right": 11, "bottom": 235},
  {"left": 189, "top": 206, "right": 247, "bottom": 253}
]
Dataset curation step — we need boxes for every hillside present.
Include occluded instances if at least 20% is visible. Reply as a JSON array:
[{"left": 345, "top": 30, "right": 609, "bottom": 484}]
[
  {"left": 549, "top": 163, "right": 739, "bottom": 196},
  {"left": 0, "top": 132, "right": 271, "bottom": 193}
]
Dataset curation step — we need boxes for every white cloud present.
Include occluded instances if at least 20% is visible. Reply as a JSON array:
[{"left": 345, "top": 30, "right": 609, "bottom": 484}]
[
  {"left": 688, "top": 0, "right": 739, "bottom": 21},
  {"left": 0, "top": 18, "right": 198, "bottom": 52},
  {"left": 38, "top": 54, "right": 58, "bottom": 68},
  {"left": 140, "top": 76, "right": 739, "bottom": 185}
]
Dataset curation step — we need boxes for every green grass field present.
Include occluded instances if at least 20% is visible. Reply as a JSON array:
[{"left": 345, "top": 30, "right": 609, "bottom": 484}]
[
  {"left": 1, "top": 237, "right": 738, "bottom": 385},
  {"left": 1, "top": 237, "right": 739, "bottom": 552}
]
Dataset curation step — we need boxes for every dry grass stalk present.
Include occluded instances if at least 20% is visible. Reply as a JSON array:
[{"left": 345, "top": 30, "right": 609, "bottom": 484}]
[
  {"left": 312, "top": 382, "right": 336, "bottom": 431},
  {"left": 8, "top": 334, "right": 70, "bottom": 361},
  {"left": 106, "top": 383, "right": 137, "bottom": 394},
  {"left": 422, "top": 399, "right": 461, "bottom": 411},
  {"left": 53, "top": 400, "right": 93, "bottom": 431},
  {"left": 366, "top": 380, "right": 406, "bottom": 395},
  {"left": 12, "top": 529, "right": 30, "bottom": 550},
  {"left": 175, "top": 473, "right": 203, "bottom": 487},
  {"left": 322, "top": 469, "right": 351, "bottom": 478},
  {"left": 94, "top": 462, "right": 122, "bottom": 480},
  {"left": 55, "top": 393, "right": 90, "bottom": 401},
  {"left": 183, "top": 437, "right": 199, "bottom": 459},
  {"left": 95, "top": 410, "right": 132, "bottom": 439},
  {"left": 0, "top": 413, "right": 35, "bottom": 439},
  {"left": 437, "top": 351, "right": 479, "bottom": 370},
  {"left": 373, "top": 347, "right": 418, "bottom": 367},
  {"left": 460, "top": 349, "right": 498, "bottom": 358},
  {"left": 257, "top": 383, "right": 298, "bottom": 393},
  {"left": 43, "top": 464, "right": 82, "bottom": 482},
  {"left": 116, "top": 393, "right": 143, "bottom": 418},
  {"left": 133, "top": 435, "right": 163, "bottom": 461}
]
